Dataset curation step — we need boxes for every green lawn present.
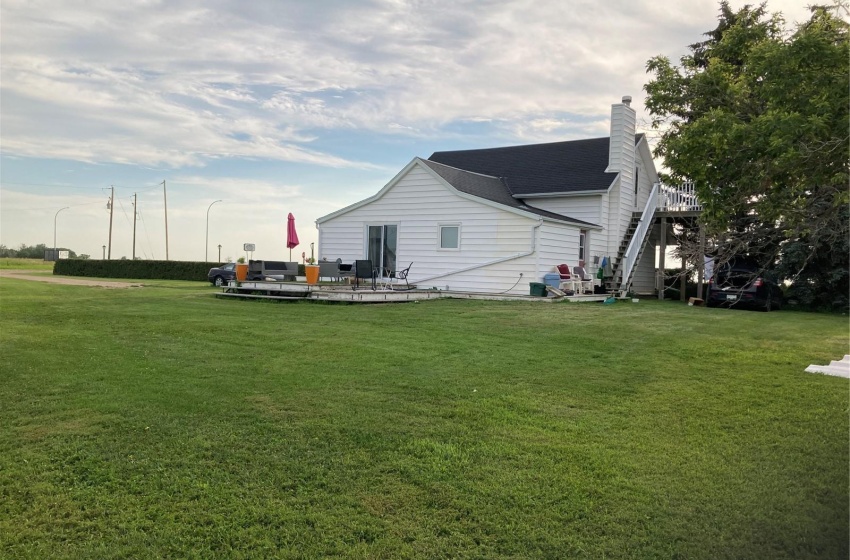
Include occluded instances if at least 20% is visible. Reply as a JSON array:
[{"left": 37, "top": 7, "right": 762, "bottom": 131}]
[
  {"left": 1, "top": 278, "right": 847, "bottom": 559},
  {"left": 0, "top": 258, "right": 55, "bottom": 271}
]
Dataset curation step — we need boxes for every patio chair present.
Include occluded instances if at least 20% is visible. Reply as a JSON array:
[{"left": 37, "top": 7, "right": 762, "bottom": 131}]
[
  {"left": 354, "top": 259, "right": 375, "bottom": 290},
  {"left": 388, "top": 262, "right": 412, "bottom": 290},
  {"left": 337, "top": 258, "right": 354, "bottom": 283},
  {"left": 556, "top": 264, "right": 578, "bottom": 293},
  {"left": 318, "top": 260, "right": 340, "bottom": 282},
  {"left": 572, "top": 265, "right": 594, "bottom": 294}
]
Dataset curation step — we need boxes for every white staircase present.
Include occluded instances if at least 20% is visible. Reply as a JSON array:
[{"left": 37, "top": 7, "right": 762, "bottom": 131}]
[
  {"left": 805, "top": 355, "right": 850, "bottom": 379},
  {"left": 617, "top": 182, "right": 659, "bottom": 296}
]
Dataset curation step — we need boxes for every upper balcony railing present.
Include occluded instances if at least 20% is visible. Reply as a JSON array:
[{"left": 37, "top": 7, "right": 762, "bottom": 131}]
[{"left": 657, "top": 181, "right": 702, "bottom": 213}]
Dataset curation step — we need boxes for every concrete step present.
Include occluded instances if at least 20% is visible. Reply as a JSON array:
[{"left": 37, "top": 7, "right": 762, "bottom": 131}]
[{"left": 805, "top": 355, "right": 850, "bottom": 379}]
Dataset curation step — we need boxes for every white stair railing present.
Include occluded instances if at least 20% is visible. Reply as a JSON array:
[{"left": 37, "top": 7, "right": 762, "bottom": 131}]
[{"left": 619, "top": 182, "right": 659, "bottom": 295}]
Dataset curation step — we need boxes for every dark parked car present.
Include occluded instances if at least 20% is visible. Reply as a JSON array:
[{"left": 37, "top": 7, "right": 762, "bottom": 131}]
[
  {"left": 706, "top": 259, "right": 783, "bottom": 311},
  {"left": 208, "top": 263, "right": 236, "bottom": 286}
]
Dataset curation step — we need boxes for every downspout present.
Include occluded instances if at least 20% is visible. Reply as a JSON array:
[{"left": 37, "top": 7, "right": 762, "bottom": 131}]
[{"left": 415, "top": 221, "right": 542, "bottom": 284}]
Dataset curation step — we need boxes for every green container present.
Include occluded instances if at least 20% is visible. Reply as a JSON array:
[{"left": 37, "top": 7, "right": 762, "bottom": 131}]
[{"left": 529, "top": 282, "right": 547, "bottom": 297}]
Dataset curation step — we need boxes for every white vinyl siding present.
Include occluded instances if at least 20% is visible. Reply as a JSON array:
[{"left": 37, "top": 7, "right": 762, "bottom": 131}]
[
  {"left": 628, "top": 144, "right": 660, "bottom": 293},
  {"left": 319, "top": 163, "right": 582, "bottom": 293},
  {"left": 630, "top": 230, "right": 658, "bottom": 295},
  {"left": 635, "top": 159, "right": 653, "bottom": 210},
  {"left": 530, "top": 194, "right": 602, "bottom": 226},
  {"left": 606, "top": 102, "right": 637, "bottom": 258},
  {"left": 527, "top": 194, "right": 605, "bottom": 272},
  {"left": 595, "top": 192, "right": 610, "bottom": 266},
  {"left": 606, "top": 178, "right": 623, "bottom": 257},
  {"left": 537, "top": 222, "right": 581, "bottom": 272}
]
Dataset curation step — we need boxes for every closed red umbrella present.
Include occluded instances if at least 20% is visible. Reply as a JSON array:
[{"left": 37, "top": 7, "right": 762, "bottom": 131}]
[{"left": 286, "top": 213, "right": 299, "bottom": 260}]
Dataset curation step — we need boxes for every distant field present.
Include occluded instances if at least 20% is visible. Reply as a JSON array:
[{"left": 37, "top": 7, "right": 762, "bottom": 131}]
[
  {"left": 1, "top": 278, "right": 847, "bottom": 559},
  {"left": 0, "top": 258, "right": 54, "bottom": 271}
]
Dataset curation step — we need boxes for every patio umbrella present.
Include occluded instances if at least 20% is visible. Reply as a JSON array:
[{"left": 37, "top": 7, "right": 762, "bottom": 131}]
[{"left": 286, "top": 213, "right": 299, "bottom": 260}]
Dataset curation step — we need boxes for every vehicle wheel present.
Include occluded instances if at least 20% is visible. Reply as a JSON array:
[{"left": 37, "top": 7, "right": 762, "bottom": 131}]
[
  {"left": 213, "top": 276, "right": 225, "bottom": 287},
  {"left": 706, "top": 299, "right": 718, "bottom": 308},
  {"left": 761, "top": 298, "right": 772, "bottom": 312}
]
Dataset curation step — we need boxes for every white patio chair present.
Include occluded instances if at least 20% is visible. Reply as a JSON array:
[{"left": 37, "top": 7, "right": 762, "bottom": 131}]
[{"left": 572, "top": 265, "right": 595, "bottom": 294}]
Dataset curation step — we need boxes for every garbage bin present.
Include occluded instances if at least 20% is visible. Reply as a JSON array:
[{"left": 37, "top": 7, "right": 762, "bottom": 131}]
[
  {"left": 529, "top": 282, "right": 547, "bottom": 297},
  {"left": 543, "top": 273, "right": 561, "bottom": 290},
  {"left": 235, "top": 263, "right": 248, "bottom": 282}
]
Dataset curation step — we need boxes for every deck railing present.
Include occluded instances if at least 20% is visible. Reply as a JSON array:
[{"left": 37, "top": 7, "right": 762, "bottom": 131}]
[{"left": 658, "top": 181, "right": 702, "bottom": 212}]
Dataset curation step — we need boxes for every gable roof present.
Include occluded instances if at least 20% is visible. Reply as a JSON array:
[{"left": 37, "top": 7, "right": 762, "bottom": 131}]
[
  {"left": 429, "top": 134, "right": 645, "bottom": 196},
  {"left": 420, "top": 159, "right": 599, "bottom": 227}
]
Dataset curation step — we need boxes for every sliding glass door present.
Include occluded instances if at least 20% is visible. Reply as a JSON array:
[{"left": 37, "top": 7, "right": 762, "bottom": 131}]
[{"left": 367, "top": 225, "right": 397, "bottom": 273}]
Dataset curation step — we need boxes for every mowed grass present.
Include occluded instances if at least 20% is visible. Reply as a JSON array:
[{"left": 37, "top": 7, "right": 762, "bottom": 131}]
[
  {"left": 0, "top": 279, "right": 847, "bottom": 559},
  {"left": 0, "top": 258, "right": 54, "bottom": 271}
]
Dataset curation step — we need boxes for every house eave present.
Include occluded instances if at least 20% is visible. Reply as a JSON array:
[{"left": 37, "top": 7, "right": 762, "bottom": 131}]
[
  {"left": 540, "top": 216, "right": 602, "bottom": 230},
  {"left": 517, "top": 189, "right": 606, "bottom": 198}
]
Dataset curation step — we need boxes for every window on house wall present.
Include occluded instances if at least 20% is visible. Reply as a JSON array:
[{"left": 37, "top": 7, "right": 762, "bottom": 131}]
[
  {"left": 367, "top": 224, "right": 397, "bottom": 272},
  {"left": 439, "top": 224, "right": 460, "bottom": 249},
  {"left": 635, "top": 167, "right": 640, "bottom": 196},
  {"left": 579, "top": 229, "right": 588, "bottom": 262},
  {"left": 634, "top": 167, "right": 641, "bottom": 209}
]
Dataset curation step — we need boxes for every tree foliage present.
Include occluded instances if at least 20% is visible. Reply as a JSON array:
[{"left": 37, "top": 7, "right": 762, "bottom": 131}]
[
  {"left": 0, "top": 243, "right": 78, "bottom": 259},
  {"left": 645, "top": 2, "right": 849, "bottom": 310}
]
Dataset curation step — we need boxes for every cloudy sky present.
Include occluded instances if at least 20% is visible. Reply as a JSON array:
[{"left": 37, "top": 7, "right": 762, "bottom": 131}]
[{"left": 0, "top": 0, "right": 811, "bottom": 262}]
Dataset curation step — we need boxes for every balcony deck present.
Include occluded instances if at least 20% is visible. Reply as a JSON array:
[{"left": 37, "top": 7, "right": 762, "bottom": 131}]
[{"left": 657, "top": 181, "right": 702, "bottom": 216}]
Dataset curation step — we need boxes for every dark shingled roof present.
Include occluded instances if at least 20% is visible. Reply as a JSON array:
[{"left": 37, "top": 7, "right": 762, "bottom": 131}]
[
  {"left": 429, "top": 135, "right": 644, "bottom": 196},
  {"left": 420, "top": 159, "right": 598, "bottom": 227}
]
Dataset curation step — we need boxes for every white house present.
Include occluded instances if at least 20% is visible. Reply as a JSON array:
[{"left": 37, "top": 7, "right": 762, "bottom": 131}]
[{"left": 317, "top": 96, "right": 667, "bottom": 295}]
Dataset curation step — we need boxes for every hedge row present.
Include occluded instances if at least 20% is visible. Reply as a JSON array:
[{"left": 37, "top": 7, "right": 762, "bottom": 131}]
[
  {"left": 53, "top": 260, "right": 311, "bottom": 281},
  {"left": 54, "top": 260, "right": 223, "bottom": 281}
]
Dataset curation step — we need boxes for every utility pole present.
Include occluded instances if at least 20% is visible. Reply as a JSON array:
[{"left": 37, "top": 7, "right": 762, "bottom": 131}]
[
  {"left": 107, "top": 186, "right": 114, "bottom": 259},
  {"left": 162, "top": 180, "right": 169, "bottom": 260},
  {"left": 218, "top": 244, "right": 222, "bottom": 262},
  {"left": 132, "top": 193, "right": 138, "bottom": 260}
]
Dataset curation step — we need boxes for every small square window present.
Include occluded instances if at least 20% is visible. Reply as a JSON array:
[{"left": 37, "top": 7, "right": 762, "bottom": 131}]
[{"left": 440, "top": 225, "right": 459, "bottom": 249}]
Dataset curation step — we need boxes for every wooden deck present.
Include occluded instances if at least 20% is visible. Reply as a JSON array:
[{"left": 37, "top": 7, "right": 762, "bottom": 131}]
[{"left": 214, "top": 281, "right": 608, "bottom": 304}]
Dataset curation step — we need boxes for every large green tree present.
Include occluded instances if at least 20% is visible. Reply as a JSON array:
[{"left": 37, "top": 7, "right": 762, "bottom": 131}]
[{"left": 645, "top": 2, "right": 849, "bottom": 310}]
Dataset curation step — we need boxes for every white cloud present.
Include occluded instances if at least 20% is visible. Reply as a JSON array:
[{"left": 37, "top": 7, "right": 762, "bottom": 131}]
[{"left": 1, "top": 0, "right": 815, "bottom": 167}]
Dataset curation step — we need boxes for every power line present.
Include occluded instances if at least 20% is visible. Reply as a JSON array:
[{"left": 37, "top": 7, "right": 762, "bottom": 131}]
[
  {"left": 116, "top": 196, "right": 134, "bottom": 228},
  {"left": 130, "top": 183, "right": 165, "bottom": 195},
  {"left": 138, "top": 210, "right": 156, "bottom": 260}
]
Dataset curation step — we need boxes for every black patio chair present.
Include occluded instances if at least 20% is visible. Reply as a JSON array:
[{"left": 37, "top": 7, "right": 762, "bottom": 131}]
[
  {"left": 354, "top": 259, "right": 374, "bottom": 290},
  {"left": 386, "top": 262, "right": 413, "bottom": 290}
]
